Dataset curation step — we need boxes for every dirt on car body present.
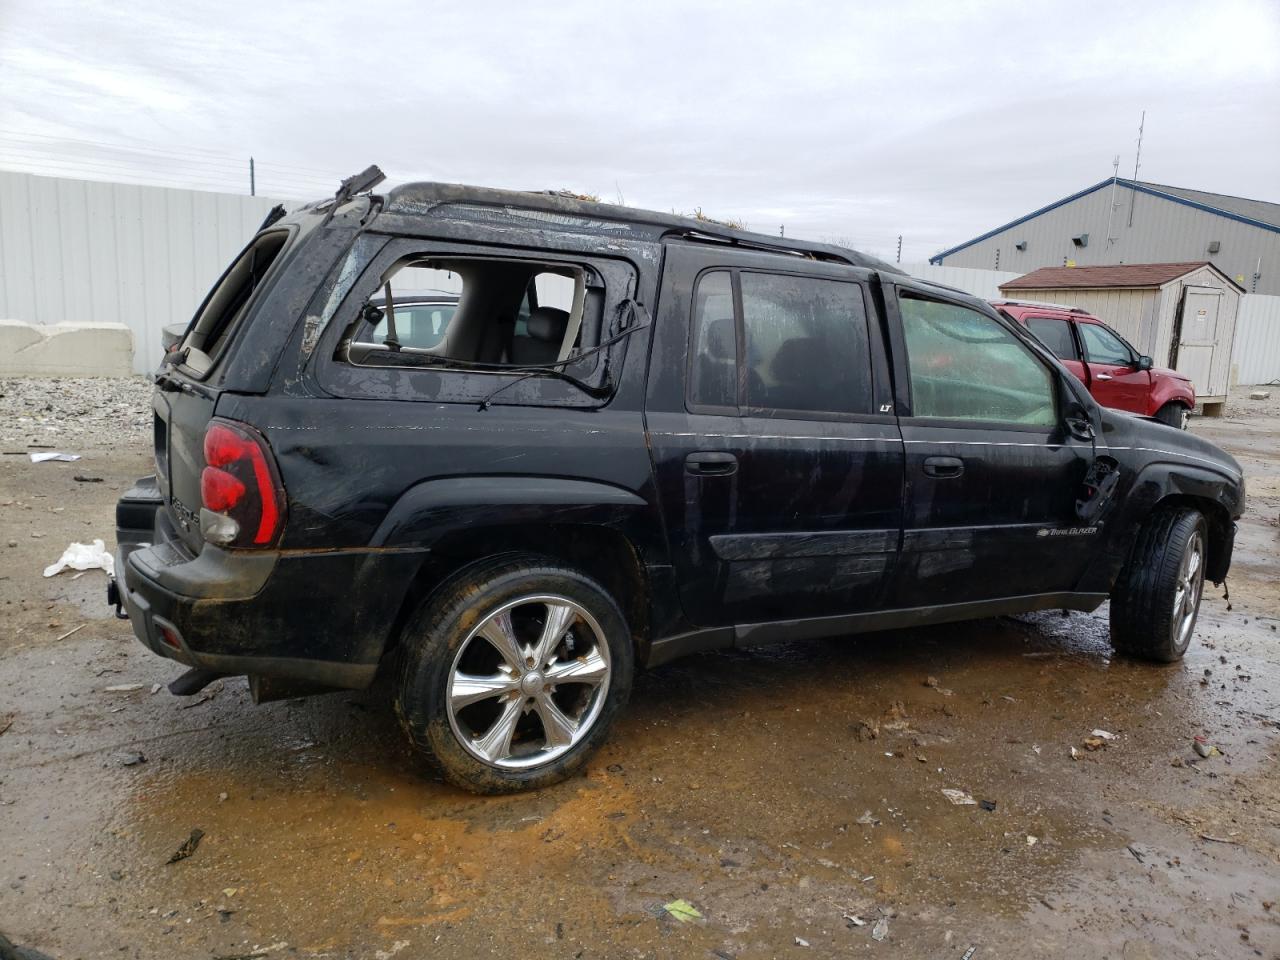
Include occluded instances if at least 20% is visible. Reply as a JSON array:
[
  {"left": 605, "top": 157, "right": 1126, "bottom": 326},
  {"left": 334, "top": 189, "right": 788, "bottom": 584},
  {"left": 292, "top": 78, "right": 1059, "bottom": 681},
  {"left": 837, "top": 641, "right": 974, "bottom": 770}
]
[{"left": 109, "top": 172, "right": 1242, "bottom": 794}]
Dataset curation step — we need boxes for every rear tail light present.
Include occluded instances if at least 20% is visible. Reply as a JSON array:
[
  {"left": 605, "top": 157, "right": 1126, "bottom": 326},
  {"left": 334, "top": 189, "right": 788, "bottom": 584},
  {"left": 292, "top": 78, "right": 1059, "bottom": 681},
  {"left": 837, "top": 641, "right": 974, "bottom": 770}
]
[{"left": 200, "top": 419, "right": 285, "bottom": 547}]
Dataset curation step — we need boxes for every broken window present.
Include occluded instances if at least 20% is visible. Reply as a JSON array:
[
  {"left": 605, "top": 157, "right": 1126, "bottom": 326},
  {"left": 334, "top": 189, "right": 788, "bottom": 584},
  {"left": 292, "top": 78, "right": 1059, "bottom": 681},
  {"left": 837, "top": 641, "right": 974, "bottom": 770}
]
[
  {"left": 361, "top": 299, "right": 458, "bottom": 351},
  {"left": 181, "top": 230, "right": 289, "bottom": 376},
  {"left": 343, "top": 256, "right": 602, "bottom": 371}
]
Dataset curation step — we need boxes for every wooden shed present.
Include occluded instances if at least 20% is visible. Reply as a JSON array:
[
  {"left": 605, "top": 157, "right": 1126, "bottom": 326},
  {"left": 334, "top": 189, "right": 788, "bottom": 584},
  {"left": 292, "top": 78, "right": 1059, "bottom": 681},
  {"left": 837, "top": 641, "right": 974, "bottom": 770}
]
[{"left": 999, "top": 261, "right": 1244, "bottom": 415}]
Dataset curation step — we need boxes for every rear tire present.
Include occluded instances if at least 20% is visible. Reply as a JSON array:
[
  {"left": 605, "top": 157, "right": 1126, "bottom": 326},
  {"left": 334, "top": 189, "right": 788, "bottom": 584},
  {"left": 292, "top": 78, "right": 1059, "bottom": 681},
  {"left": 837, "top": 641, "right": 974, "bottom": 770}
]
[
  {"left": 395, "top": 553, "right": 633, "bottom": 794},
  {"left": 1154, "top": 402, "right": 1188, "bottom": 429},
  {"left": 1109, "top": 507, "right": 1207, "bottom": 662}
]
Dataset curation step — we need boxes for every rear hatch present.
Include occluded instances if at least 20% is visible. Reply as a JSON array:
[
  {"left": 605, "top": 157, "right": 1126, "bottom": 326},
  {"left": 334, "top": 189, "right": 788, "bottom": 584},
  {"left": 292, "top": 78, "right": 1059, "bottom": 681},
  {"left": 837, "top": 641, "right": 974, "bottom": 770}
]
[{"left": 154, "top": 228, "right": 291, "bottom": 554}]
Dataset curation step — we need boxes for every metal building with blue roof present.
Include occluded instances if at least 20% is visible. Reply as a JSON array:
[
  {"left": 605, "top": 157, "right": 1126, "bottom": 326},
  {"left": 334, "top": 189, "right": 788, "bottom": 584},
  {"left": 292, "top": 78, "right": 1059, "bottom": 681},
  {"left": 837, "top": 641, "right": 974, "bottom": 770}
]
[{"left": 931, "top": 178, "right": 1280, "bottom": 296}]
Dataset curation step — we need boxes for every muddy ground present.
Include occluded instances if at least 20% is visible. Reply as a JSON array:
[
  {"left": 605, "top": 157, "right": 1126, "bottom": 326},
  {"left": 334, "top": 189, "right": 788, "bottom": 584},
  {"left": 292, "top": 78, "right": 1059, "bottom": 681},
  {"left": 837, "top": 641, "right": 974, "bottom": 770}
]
[{"left": 1, "top": 381, "right": 1277, "bottom": 960}]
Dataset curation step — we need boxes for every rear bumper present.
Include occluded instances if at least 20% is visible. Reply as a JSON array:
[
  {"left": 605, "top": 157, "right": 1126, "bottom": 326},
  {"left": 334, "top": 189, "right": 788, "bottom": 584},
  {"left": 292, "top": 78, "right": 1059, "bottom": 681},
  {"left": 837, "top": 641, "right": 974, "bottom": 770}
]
[{"left": 112, "top": 477, "right": 418, "bottom": 689}]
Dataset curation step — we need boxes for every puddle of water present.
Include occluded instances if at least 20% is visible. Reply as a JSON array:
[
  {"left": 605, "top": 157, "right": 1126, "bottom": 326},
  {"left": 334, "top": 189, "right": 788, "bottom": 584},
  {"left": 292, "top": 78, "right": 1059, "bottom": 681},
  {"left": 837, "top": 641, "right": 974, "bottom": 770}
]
[
  {"left": 3, "top": 516, "right": 1277, "bottom": 957},
  {"left": 84, "top": 610, "right": 1246, "bottom": 955}
]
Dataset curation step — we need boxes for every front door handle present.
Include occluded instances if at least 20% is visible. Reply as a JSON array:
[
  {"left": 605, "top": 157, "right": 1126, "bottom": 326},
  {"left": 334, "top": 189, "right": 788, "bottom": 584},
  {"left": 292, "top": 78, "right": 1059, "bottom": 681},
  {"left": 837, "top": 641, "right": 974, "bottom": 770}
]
[
  {"left": 922, "top": 455, "right": 964, "bottom": 478},
  {"left": 1095, "top": 373, "right": 1114, "bottom": 381},
  {"left": 685, "top": 451, "right": 738, "bottom": 477}
]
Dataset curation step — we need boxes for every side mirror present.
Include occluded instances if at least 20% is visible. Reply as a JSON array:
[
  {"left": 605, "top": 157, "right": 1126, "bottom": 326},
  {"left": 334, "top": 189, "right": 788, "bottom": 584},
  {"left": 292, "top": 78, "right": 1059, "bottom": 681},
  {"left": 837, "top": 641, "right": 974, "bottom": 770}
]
[
  {"left": 1063, "top": 400, "right": 1095, "bottom": 442},
  {"left": 1136, "top": 355, "right": 1153, "bottom": 371},
  {"left": 161, "top": 323, "right": 186, "bottom": 353},
  {"left": 160, "top": 323, "right": 189, "bottom": 365}
]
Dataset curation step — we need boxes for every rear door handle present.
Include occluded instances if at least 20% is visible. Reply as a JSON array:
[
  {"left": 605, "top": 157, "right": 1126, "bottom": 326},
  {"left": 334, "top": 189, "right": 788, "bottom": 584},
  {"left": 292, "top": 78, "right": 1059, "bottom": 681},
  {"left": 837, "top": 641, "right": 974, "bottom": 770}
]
[
  {"left": 685, "top": 451, "right": 738, "bottom": 476},
  {"left": 922, "top": 455, "right": 964, "bottom": 478},
  {"left": 1095, "top": 373, "right": 1114, "bottom": 381}
]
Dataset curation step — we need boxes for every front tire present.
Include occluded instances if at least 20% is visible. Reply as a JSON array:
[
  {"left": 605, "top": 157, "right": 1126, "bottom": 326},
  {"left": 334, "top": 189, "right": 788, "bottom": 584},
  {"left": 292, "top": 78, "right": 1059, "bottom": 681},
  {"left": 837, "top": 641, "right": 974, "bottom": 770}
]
[
  {"left": 1154, "top": 402, "right": 1188, "bottom": 429},
  {"left": 395, "top": 553, "right": 633, "bottom": 794},
  {"left": 1109, "top": 507, "right": 1207, "bottom": 662}
]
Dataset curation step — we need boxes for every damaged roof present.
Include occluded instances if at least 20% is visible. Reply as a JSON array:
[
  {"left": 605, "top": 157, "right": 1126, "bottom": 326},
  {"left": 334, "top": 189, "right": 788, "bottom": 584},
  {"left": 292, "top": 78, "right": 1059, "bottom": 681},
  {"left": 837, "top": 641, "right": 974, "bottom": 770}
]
[{"left": 381, "top": 180, "right": 904, "bottom": 274}]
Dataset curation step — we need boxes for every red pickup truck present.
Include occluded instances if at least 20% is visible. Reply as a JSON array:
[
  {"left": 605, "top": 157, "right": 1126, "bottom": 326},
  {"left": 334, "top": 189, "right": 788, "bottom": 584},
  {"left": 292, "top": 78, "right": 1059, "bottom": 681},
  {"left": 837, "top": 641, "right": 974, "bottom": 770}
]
[{"left": 994, "top": 299, "right": 1194, "bottom": 428}]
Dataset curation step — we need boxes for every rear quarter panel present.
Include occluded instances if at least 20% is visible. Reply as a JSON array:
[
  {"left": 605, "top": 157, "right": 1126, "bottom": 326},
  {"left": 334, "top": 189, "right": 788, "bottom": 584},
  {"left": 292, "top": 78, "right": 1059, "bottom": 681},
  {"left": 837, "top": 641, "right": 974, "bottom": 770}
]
[{"left": 211, "top": 394, "right": 667, "bottom": 555}]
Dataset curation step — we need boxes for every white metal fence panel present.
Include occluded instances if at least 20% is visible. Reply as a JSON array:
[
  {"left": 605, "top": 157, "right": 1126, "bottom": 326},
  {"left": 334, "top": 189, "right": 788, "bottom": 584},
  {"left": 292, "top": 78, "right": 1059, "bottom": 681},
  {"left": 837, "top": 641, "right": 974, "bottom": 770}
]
[
  {"left": 1231, "top": 294, "right": 1280, "bottom": 386},
  {"left": 900, "top": 262, "right": 1022, "bottom": 300},
  {"left": 7, "top": 170, "right": 1276, "bottom": 384},
  {"left": 0, "top": 169, "right": 282, "bottom": 372}
]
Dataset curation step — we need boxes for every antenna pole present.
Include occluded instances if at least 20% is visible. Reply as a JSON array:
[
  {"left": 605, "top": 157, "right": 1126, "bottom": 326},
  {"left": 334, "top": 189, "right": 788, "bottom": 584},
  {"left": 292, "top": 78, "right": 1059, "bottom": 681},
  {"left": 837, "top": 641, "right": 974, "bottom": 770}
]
[
  {"left": 1127, "top": 112, "right": 1144, "bottom": 227},
  {"left": 249, "top": 156, "right": 256, "bottom": 197},
  {"left": 897, "top": 235, "right": 903, "bottom": 263},
  {"left": 1106, "top": 155, "right": 1120, "bottom": 246}
]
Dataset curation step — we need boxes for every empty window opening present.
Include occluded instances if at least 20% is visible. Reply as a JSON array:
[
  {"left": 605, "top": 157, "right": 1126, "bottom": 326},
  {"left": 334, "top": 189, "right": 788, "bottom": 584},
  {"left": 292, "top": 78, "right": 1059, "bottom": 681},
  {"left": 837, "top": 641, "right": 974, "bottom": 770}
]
[
  {"left": 344, "top": 257, "right": 601, "bottom": 371},
  {"left": 365, "top": 300, "right": 457, "bottom": 351},
  {"left": 182, "top": 230, "right": 289, "bottom": 376}
]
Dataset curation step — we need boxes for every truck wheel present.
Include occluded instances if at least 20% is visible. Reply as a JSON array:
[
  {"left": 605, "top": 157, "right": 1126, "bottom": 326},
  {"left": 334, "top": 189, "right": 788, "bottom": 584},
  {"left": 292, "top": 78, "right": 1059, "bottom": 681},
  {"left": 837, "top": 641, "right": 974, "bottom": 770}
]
[
  {"left": 395, "top": 553, "right": 633, "bottom": 794},
  {"left": 1109, "top": 507, "right": 1207, "bottom": 662},
  {"left": 1154, "top": 402, "right": 1188, "bottom": 429}
]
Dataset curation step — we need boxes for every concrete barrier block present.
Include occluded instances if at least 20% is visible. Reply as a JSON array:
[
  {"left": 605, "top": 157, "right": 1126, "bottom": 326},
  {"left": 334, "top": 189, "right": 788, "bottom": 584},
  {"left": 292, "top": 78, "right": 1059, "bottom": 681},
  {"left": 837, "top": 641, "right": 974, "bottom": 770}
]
[
  {"left": 0, "top": 320, "right": 135, "bottom": 378},
  {"left": 0, "top": 319, "right": 43, "bottom": 355}
]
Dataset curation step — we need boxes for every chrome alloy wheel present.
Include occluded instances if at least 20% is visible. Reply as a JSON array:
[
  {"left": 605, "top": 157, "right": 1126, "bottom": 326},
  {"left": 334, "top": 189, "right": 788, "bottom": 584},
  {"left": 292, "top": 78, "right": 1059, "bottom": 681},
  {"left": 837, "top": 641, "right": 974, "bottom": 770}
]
[
  {"left": 1172, "top": 529, "right": 1205, "bottom": 648},
  {"left": 446, "top": 594, "right": 612, "bottom": 770}
]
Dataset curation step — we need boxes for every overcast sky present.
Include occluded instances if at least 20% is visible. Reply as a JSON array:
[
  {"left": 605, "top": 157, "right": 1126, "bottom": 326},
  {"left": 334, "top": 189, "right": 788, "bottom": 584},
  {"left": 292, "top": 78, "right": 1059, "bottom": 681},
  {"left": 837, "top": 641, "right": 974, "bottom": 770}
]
[{"left": 1, "top": 0, "right": 1277, "bottom": 261}]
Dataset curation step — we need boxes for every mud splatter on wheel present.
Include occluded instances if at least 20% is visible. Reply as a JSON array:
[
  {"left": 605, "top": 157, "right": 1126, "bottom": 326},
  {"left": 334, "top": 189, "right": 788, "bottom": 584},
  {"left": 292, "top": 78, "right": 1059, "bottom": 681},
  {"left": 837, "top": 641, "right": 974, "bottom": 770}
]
[{"left": 395, "top": 553, "right": 633, "bottom": 793}]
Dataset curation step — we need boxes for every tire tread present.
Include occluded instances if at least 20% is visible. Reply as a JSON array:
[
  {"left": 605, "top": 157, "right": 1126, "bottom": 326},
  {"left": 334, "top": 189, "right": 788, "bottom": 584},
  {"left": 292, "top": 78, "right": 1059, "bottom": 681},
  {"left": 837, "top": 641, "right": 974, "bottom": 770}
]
[
  {"left": 1110, "top": 506, "right": 1203, "bottom": 661},
  {"left": 1154, "top": 402, "right": 1186, "bottom": 428}
]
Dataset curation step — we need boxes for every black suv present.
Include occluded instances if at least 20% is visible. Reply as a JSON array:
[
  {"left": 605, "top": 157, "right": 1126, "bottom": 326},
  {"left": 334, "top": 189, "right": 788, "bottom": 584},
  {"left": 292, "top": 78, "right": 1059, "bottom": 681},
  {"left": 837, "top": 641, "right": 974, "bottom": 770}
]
[{"left": 110, "top": 167, "right": 1244, "bottom": 793}]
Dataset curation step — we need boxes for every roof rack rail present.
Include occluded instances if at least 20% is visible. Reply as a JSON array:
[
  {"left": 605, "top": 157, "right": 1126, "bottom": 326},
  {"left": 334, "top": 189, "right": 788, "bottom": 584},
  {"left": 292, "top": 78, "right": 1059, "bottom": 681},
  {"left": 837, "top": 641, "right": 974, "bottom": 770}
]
[
  {"left": 993, "top": 297, "right": 1092, "bottom": 313},
  {"left": 668, "top": 228, "right": 846, "bottom": 263}
]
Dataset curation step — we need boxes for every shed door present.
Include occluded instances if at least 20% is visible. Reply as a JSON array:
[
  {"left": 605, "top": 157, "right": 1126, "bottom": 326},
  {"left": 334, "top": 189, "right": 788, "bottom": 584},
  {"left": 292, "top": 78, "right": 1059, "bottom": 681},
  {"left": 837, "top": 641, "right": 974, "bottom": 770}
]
[{"left": 1174, "top": 286, "right": 1222, "bottom": 396}]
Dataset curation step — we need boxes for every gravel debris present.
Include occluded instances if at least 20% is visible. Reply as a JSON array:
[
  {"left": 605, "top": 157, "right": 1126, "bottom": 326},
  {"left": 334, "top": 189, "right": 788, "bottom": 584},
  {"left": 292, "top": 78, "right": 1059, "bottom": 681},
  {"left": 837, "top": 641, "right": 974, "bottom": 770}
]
[{"left": 0, "top": 377, "right": 153, "bottom": 450}]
